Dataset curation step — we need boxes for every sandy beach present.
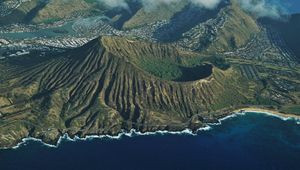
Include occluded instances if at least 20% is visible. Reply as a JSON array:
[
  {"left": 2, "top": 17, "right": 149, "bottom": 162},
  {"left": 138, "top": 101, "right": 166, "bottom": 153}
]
[{"left": 234, "top": 107, "right": 300, "bottom": 120}]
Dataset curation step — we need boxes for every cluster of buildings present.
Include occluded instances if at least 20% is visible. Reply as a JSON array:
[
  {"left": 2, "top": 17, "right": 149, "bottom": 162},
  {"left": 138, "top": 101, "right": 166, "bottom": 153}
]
[
  {"left": 34, "top": 37, "right": 91, "bottom": 48},
  {"left": 0, "top": 40, "right": 61, "bottom": 60},
  {"left": 228, "top": 29, "right": 297, "bottom": 67},
  {"left": 124, "top": 21, "right": 168, "bottom": 41},
  {"left": 0, "top": 0, "right": 31, "bottom": 17},
  {"left": 0, "top": 24, "right": 37, "bottom": 33},
  {"left": 272, "top": 77, "right": 299, "bottom": 92},
  {"left": 177, "top": 13, "right": 226, "bottom": 51},
  {"left": 0, "top": 39, "right": 10, "bottom": 45}
]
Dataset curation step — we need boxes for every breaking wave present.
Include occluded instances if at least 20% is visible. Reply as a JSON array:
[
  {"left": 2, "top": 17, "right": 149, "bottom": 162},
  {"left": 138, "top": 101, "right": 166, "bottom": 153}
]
[{"left": 4, "top": 111, "right": 300, "bottom": 150}]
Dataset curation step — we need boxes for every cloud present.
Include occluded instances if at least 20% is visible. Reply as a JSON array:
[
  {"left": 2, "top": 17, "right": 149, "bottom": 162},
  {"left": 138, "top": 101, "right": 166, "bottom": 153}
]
[
  {"left": 140, "top": 0, "right": 179, "bottom": 11},
  {"left": 140, "top": 0, "right": 222, "bottom": 10},
  {"left": 98, "top": 0, "right": 223, "bottom": 10},
  {"left": 190, "top": 0, "right": 222, "bottom": 9},
  {"left": 237, "top": 0, "right": 287, "bottom": 19},
  {"left": 98, "top": 0, "right": 129, "bottom": 9},
  {"left": 96, "top": 0, "right": 287, "bottom": 19}
]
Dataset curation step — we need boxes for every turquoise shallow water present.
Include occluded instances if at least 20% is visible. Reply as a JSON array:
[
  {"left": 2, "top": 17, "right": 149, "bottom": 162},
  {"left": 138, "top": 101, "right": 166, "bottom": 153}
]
[
  {"left": 1, "top": 112, "right": 300, "bottom": 170},
  {"left": 0, "top": 22, "right": 75, "bottom": 40}
]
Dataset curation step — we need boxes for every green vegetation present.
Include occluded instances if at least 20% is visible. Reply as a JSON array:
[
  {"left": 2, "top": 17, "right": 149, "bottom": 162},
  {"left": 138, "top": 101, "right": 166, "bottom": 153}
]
[
  {"left": 137, "top": 57, "right": 214, "bottom": 82},
  {"left": 281, "top": 105, "right": 300, "bottom": 115},
  {"left": 251, "top": 95, "right": 279, "bottom": 106},
  {"left": 40, "top": 17, "right": 61, "bottom": 24},
  {"left": 207, "top": 1, "right": 260, "bottom": 52},
  {"left": 138, "top": 58, "right": 182, "bottom": 81},
  {"left": 183, "top": 55, "right": 230, "bottom": 70},
  {"left": 84, "top": 0, "right": 98, "bottom": 3},
  {"left": 123, "top": 0, "right": 188, "bottom": 29},
  {"left": 32, "top": 0, "right": 92, "bottom": 23},
  {"left": 204, "top": 56, "right": 230, "bottom": 70}
]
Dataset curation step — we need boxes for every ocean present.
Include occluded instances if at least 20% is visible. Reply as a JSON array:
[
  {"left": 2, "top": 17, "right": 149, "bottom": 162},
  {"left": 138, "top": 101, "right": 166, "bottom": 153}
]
[
  {"left": 1, "top": 112, "right": 300, "bottom": 170},
  {"left": 287, "top": 0, "right": 300, "bottom": 13}
]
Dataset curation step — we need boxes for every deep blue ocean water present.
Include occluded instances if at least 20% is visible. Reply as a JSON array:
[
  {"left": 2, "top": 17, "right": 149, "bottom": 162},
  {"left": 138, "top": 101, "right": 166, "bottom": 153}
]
[
  {"left": 1, "top": 112, "right": 300, "bottom": 170},
  {"left": 287, "top": 0, "right": 300, "bottom": 13}
]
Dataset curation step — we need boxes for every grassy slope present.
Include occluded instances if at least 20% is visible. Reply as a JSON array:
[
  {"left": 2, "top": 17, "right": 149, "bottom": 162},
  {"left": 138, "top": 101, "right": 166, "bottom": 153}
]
[
  {"left": 32, "top": 0, "right": 92, "bottom": 23},
  {"left": 207, "top": 1, "right": 260, "bottom": 52},
  {"left": 123, "top": 1, "right": 188, "bottom": 29},
  {"left": 0, "top": 0, "right": 102, "bottom": 24}
]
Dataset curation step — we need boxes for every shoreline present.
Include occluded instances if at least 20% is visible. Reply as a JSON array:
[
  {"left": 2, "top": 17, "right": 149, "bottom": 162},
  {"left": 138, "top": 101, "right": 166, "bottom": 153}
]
[
  {"left": 1, "top": 109, "right": 300, "bottom": 150},
  {"left": 3, "top": 128, "right": 207, "bottom": 150},
  {"left": 233, "top": 107, "right": 300, "bottom": 121}
]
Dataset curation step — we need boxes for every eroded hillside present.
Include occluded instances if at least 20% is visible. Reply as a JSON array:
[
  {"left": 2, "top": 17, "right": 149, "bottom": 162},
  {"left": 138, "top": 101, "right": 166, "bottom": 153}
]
[{"left": 0, "top": 36, "right": 257, "bottom": 147}]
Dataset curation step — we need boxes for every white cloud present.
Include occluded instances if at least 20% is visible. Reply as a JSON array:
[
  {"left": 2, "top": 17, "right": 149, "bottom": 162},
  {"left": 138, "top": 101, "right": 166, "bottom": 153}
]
[
  {"left": 141, "top": 0, "right": 222, "bottom": 10},
  {"left": 191, "top": 0, "right": 222, "bottom": 9},
  {"left": 97, "top": 0, "right": 287, "bottom": 19},
  {"left": 237, "top": 0, "right": 287, "bottom": 19},
  {"left": 98, "top": 0, "right": 129, "bottom": 9},
  {"left": 98, "top": 0, "right": 223, "bottom": 10},
  {"left": 140, "top": 0, "right": 179, "bottom": 11}
]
